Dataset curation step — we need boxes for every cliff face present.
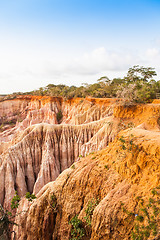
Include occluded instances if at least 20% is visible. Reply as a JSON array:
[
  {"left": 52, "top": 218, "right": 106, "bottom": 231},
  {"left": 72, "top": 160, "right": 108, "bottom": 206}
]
[
  {"left": 0, "top": 96, "right": 63, "bottom": 142},
  {"left": 0, "top": 96, "right": 115, "bottom": 142},
  {"left": 0, "top": 96, "right": 118, "bottom": 208},
  {"left": 0, "top": 121, "right": 108, "bottom": 208},
  {"left": 1, "top": 96, "right": 160, "bottom": 239},
  {"left": 13, "top": 127, "right": 160, "bottom": 240}
]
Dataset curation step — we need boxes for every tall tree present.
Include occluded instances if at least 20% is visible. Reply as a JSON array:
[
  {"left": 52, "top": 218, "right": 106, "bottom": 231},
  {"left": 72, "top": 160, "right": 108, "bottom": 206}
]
[{"left": 126, "top": 65, "right": 157, "bottom": 83}]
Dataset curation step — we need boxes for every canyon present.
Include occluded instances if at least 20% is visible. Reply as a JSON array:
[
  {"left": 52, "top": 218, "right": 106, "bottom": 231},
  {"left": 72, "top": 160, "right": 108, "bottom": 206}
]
[
  {"left": 0, "top": 96, "right": 160, "bottom": 239},
  {"left": 0, "top": 96, "right": 118, "bottom": 208}
]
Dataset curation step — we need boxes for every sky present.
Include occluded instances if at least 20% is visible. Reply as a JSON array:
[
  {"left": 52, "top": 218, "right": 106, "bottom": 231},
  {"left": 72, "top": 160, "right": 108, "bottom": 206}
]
[{"left": 0, "top": 0, "right": 160, "bottom": 94}]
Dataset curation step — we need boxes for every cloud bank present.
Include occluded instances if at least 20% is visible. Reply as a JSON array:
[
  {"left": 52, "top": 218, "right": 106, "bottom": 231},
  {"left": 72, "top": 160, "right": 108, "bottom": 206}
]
[{"left": 0, "top": 44, "right": 160, "bottom": 94}]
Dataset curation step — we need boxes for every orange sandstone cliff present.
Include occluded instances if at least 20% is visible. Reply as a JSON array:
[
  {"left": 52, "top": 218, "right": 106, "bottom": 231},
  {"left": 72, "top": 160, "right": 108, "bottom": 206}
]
[
  {"left": 0, "top": 96, "right": 118, "bottom": 208},
  {"left": 0, "top": 96, "right": 160, "bottom": 239},
  {"left": 13, "top": 127, "right": 160, "bottom": 240}
]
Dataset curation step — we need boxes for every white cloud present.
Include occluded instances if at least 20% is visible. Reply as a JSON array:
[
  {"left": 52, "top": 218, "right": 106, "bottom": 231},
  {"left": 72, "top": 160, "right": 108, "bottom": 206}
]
[
  {"left": 146, "top": 48, "right": 159, "bottom": 58},
  {"left": 63, "top": 47, "right": 137, "bottom": 76},
  {"left": 0, "top": 42, "right": 160, "bottom": 94}
]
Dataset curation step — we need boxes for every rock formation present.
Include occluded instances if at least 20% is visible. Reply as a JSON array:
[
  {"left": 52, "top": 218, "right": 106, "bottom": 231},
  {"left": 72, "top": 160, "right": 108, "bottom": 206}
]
[
  {"left": 13, "top": 126, "right": 160, "bottom": 239},
  {"left": 0, "top": 96, "right": 116, "bottom": 142},
  {"left": 1, "top": 96, "right": 160, "bottom": 239},
  {"left": 0, "top": 121, "right": 109, "bottom": 208},
  {"left": 0, "top": 96, "right": 119, "bottom": 208}
]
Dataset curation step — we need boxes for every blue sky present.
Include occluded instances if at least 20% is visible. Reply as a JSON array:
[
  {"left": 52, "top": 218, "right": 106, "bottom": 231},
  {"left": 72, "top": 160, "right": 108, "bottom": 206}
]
[{"left": 0, "top": 0, "right": 160, "bottom": 93}]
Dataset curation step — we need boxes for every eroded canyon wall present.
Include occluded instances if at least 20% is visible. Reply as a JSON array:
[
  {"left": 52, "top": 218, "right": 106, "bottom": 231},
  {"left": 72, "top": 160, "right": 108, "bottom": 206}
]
[
  {"left": 1, "top": 96, "right": 160, "bottom": 239},
  {"left": 0, "top": 96, "right": 119, "bottom": 208},
  {"left": 13, "top": 127, "right": 160, "bottom": 240}
]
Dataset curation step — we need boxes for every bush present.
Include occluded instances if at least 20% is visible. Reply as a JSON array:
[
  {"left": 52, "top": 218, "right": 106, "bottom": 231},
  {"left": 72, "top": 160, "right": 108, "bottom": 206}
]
[
  {"left": 84, "top": 198, "right": 99, "bottom": 226},
  {"left": 56, "top": 111, "right": 63, "bottom": 123},
  {"left": 0, "top": 191, "right": 36, "bottom": 239},
  {"left": 69, "top": 197, "right": 100, "bottom": 239},
  {"left": 121, "top": 187, "right": 160, "bottom": 240},
  {"left": 69, "top": 215, "right": 85, "bottom": 240}
]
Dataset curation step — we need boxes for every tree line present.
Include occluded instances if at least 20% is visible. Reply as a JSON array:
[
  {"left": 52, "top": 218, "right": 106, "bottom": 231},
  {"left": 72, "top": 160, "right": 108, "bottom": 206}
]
[{"left": 9, "top": 65, "right": 160, "bottom": 103}]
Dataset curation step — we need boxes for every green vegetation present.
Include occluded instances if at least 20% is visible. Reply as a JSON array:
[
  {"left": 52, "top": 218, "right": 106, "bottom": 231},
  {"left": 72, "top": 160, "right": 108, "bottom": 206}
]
[
  {"left": 50, "top": 193, "right": 57, "bottom": 212},
  {"left": 0, "top": 191, "right": 36, "bottom": 239},
  {"left": 71, "top": 164, "right": 75, "bottom": 169},
  {"left": 0, "top": 204, "right": 15, "bottom": 239},
  {"left": 25, "top": 192, "right": 37, "bottom": 202},
  {"left": 69, "top": 198, "right": 100, "bottom": 239},
  {"left": 117, "top": 134, "right": 140, "bottom": 162},
  {"left": 56, "top": 110, "right": 63, "bottom": 123},
  {"left": 118, "top": 134, "right": 137, "bottom": 152},
  {"left": 89, "top": 152, "right": 95, "bottom": 155},
  {"left": 84, "top": 198, "right": 99, "bottom": 227},
  {"left": 121, "top": 187, "right": 160, "bottom": 240},
  {"left": 118, "top": 121, "right": 135, "bottom": 131},
  {"left": 4, "top": 65, "right": 160, "bottom": 103},
  {"left": 11, "top": 191, "right": 21, "bottom": 209},
  {"left": 104, "top": 165, "right": 109, "bottom": 170},
  {"left": 69, "top": 215, "right": 85, "bottom": 240}
]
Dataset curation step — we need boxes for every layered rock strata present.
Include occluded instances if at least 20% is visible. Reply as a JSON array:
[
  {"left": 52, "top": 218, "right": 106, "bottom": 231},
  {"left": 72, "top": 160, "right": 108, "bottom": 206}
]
[
  {"left": 0, "top": 96, "right": 63, "bottom": 142},
  {"left": 0, "top": 119, "right": 110, "bottom": 208},
  {"left": 0, "top": 96, "right": 115, "bottom": 142},
  {"left": 13, "top": 127, "right": 160, "bottom": 240},
  {"left": 1, "top": 96, "right": 160, "bottom": 239},
  {"left": 0, "top": 96, "right": 120, "bottom": 208}
]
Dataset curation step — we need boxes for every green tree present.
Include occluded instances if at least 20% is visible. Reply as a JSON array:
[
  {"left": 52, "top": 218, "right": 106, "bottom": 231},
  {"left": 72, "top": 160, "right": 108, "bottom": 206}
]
[{"left": 126, "top": 65, "right": 157, "bottom": 83}]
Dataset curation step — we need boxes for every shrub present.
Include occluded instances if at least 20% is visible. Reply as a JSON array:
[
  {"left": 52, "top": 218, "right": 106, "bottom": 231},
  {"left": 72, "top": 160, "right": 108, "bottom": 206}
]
[
  {"left": 50, "top": 193, "right": 57, "bottom": 212},
  {"left": 0, "top": 191, "right": 36, "bottom": 239},
  {"left": 56, "top": 110, "right": 63, "bottom": 123},
  {"left": 104, "top": 165, "right": 109, "bottom": 170},
  {"left": 11, "top": 191, "right": 21, "bottom": 209},
  {"left": 122, "top": 187, "right": 160, "bottom": 240},
  {"left": 71, "top": 164, "right": 75, "bottom": 169},
  {"left": 25, "top": 192, "right": 36, "bottom": 202},
  {"left": 84, "top": 198, "right": 99, "bottom": 227},
  {"left": 69, "top": 197, "right": 100, "bottom": 239},
  {"left": 69, "top": 215, "right": 85, "bottom": 240}
]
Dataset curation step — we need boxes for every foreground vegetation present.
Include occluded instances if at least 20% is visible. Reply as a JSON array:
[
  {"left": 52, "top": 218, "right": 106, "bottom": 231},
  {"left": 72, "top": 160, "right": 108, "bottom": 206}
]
[
  {"left": 3, "top": 65, "right": 160, "bottom": 104},
  {"left": 0, "top": 192, "right": 36, "bottom": 239}
]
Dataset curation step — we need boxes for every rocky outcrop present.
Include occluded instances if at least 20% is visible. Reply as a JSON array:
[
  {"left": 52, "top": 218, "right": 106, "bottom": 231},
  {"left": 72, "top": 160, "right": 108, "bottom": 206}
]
[
  {"left": 13, "top": 127, "right": 160, "bottom": 239},
  {"left": 0, "top": 96, "right": 116, "bottom": 142},
  {"left": 0, "top": 96, "right": 121, "bottom": 208},
  {"left": 1, "top": 96, "right": 160, "bottom": 239},
  {"left": 62, "top": 97, "right": 118, "bottom": 124},
  {"left": 0, "top": 96, "right": 63, "bottom": 142},
  {"left": 113, "top": 103, "right": 160, "bottom": 130},
  {"left": 0, "top": 119, "right": 111, "bottom": 208}
]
